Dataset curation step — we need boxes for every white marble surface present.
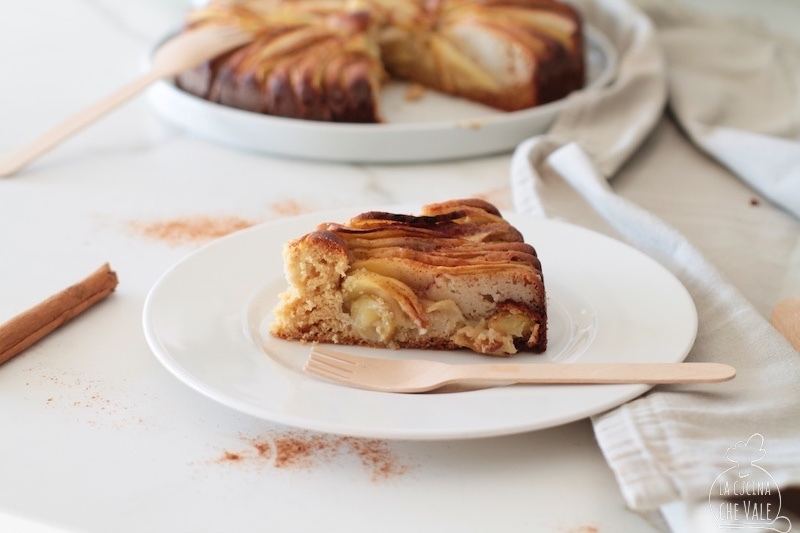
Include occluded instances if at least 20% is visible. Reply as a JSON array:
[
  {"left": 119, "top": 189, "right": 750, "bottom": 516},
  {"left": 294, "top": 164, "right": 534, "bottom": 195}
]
[{"left": 0, "top": 1, "right": 798, "bottom": 532}]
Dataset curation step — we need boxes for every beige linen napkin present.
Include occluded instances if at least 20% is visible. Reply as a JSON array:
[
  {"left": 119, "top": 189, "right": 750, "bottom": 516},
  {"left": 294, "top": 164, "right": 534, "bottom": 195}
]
[
  {"left": 649, "top": 1, "right": 800, "bottom": 217},
  {"left": 510, "top": 0, "right": 800, "bottom": 522}
]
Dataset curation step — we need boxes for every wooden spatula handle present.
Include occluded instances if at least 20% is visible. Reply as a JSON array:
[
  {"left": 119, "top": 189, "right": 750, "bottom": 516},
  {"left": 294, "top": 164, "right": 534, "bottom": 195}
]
[
  {"left": 457, "top": 362, "right": 735, "bottom": 385},
  {"left": 0, "top": 71, "right": 161, "bottom": 177}
]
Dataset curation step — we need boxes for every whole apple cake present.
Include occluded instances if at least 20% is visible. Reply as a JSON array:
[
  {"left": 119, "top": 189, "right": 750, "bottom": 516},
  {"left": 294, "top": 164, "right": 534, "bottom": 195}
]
[
  {"left": 271, "top": 199, "right": 547, "bottom": 356},
  {"left": 178, "top": 0, "right": 584, "bottom": 122}
]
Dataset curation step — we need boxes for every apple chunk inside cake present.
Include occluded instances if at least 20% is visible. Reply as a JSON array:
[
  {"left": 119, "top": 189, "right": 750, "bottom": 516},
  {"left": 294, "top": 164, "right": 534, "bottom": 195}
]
[{"left": 270, "top": 199, "right": 546, "bottom": 356}]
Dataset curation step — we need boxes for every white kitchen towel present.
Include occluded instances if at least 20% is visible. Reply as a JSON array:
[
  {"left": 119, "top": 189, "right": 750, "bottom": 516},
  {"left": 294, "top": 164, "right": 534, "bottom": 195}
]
[
  {"left": 545, "top": 0, "right": 667, "bottom": 179},
  {"left": 648, "top": 1, "right": 800, "bottom": 217},
  {"left": 558, "top": 0, "right": 800, "bottom": 215},
  {"left": 513, "top": 140, "right": 800, "bottom": 523},
  {"left": 510, "top": 0, "right": 800, "bottom": 516}
]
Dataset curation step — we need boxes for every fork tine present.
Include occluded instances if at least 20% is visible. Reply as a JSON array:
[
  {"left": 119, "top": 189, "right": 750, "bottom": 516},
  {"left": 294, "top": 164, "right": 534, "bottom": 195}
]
[
  {"left": 310, "top": 345, "right": 359, "bottom": 366},
  {"left": 305, "top": 360, "right": 354, "bottom": 383},
  {"left": 307, "top": 353, "right": 354, "bottom": 375}
]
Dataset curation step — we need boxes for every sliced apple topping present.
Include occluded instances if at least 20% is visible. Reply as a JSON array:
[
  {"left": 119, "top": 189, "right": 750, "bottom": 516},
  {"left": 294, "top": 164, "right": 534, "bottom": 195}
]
[
  {"left": 442, "top": 21, "right": 534, "bottom": 88},
  {"left": 491, "top": 9, "right": 578, "bottom": 51},
  {"left": 452, "top": 323, "right": 513, "bottom": 355},
  {"left": 425, "top": 299, "right": 467, "bottom": 336},
  {"left": 452, "top": 303, "right": 538, "bottom": 356},
  {"left": 349, "top": 295, "right": 397, "bottom": 342},
  {"left": 425, "top": 299, "right": 465, "bottom": 319},
  {"left": 342, "top": 268, "right": 428, "bottom": 333},
  {"left": 258, "top": 26, "right": 335, "bottom": 64},
  {"left": 428, "top": 34, "right": 500, "bottom": 93},
  {"left": 488, "top": 310, "right": 532, "bottom": 339}
]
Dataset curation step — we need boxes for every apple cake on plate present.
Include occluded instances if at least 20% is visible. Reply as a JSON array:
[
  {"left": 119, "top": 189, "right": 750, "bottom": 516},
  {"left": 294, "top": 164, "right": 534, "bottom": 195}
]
[
  {"left": 271, "top": 199, "right": 547, "bottom": 356},
  {"left": 177, "top": 0, "right": 584, "bottom": 122}
]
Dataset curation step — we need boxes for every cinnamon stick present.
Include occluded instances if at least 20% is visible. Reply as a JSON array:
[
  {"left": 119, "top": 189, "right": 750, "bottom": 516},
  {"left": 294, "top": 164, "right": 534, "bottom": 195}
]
[{"left": 0, "top": 263, "right": 118, "bottom": 366}]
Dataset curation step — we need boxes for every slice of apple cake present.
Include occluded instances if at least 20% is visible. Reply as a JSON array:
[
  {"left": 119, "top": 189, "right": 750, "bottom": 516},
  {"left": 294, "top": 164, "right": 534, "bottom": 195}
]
[{"left": 271, "top": 199, "right": 546, "bottom": 356}]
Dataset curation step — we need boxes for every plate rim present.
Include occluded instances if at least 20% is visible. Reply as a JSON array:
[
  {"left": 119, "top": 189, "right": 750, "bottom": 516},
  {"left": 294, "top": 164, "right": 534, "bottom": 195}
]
[{"left": 143, "top": 209, "right": 698, "bottom": 441}]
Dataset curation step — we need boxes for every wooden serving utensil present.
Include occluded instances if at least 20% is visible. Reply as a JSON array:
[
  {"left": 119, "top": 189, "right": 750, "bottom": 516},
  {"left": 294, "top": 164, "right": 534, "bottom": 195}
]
[{"left": 0, "top": 25, "right": 252, "bottom": 177}]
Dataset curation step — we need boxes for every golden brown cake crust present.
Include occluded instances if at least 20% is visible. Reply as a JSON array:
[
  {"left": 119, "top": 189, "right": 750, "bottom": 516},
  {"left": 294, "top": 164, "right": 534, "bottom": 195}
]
[
  {"left": 271, "top": 199, "right": 548, "bottom": 356},
  {"left": 176, "top": 0, "right": 584, "bottom": 122}
]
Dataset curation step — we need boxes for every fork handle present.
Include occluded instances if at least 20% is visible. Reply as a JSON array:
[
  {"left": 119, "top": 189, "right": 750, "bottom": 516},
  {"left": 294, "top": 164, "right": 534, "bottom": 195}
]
[
  {"left": 0, "top": 69, "right": 163, "bottom": 177},
  {"left": 455, "top": 362, "right": 735, "bottom": 385}
]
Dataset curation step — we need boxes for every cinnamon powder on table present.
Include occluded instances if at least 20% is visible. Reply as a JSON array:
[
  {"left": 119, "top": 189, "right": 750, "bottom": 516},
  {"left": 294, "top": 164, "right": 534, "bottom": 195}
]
[
  {"left": 219, "top": 451, "right": 242, "bottom": 463},
  {"left": 252, "top": 441, "right": 271, "bottom": 458},
  {"left": 130, "top": 215, "right": 255, "bottom": 246},
  {"left": 212, "top": 431, "right": 409, "bottom": 481},
  {"left": 269, "top": 199, "right": 310, "bottom": 217},
  {"left": 338, "top": 437, "right": 408, "bottom": 481},
  {"left": 273, "top": 434, "right": 337, "bottom": 468},
  {"left": 25, "top": 362, "right": 144, "bottom": 429}
]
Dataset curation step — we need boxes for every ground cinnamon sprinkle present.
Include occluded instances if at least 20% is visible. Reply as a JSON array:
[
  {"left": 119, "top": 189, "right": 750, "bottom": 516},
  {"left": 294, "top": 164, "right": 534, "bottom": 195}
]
[
  {"left": 130, "top": 215, "right": 255, "bottom": 245},
  {"left": 252, "top": 441, "right": 271, "bottom": 458},
  {"left": 270, "top": 199, "right": 310, "bottom": 217},
  {"left": 25, "top": 362, "right": 143, "bottom": 429},
  {"left": 339, "top": 437, "right": 408, "bottom": 481},
  {"left": 274, "top": 434, "right": 337, "bottom": 468},
  {"left": 212, "top": 431, "right": 409, "bottom": 481},
  {"left": 220, "top": 451, "right": 243, "bottom": 463}
]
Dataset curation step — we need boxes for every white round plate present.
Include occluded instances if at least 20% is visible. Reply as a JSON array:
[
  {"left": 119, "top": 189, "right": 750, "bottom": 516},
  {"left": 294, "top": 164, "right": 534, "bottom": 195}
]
[
  {"left": 147, "top": 26, "right": 616, "bottom": 163},
  {"left": 143, "top": 208, "right": 697, "bottom": 440}
]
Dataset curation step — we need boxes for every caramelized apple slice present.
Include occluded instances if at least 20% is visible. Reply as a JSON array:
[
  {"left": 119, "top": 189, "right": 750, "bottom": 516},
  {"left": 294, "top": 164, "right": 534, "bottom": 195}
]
[
  {"left": 349, "top": 295, "right": 397, "bottom": 343},
  {"left": 342, "top": 268, "right": 427, "bottom": 330},
  {"left": 428, "top": 34, "right": 500, "bottom": 93}
]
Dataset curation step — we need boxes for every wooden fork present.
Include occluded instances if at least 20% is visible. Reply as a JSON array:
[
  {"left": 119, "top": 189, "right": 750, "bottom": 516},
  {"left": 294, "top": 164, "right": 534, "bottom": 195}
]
[
  {"left": 0, "top": 25, "right": 252, "bottom": 177},
  {"left": 305, "top": 345, "right": 736, "bottom": 393}
]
